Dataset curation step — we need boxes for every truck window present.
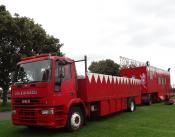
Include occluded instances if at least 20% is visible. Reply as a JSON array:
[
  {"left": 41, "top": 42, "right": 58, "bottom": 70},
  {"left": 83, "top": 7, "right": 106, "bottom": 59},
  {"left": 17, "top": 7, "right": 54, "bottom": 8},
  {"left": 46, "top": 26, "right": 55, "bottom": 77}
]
[
  {"left": 55, "top": 62, "right": 71, "bottom": 92},
  {"left": 13, "top": 60, "right": 51, "bottom": 84},
  {"left": 63, "top": 64, "right": 71, "bottom": 80},
  {"left": 55, "top": 62, "right": 71, "bottom": 82}
]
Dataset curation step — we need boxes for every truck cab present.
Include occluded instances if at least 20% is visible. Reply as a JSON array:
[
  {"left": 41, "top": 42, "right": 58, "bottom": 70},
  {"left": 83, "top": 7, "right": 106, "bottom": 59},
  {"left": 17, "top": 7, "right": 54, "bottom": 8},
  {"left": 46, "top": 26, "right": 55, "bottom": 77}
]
[{"left": 11, "top": 54, "right": 86, "bottom": 130}]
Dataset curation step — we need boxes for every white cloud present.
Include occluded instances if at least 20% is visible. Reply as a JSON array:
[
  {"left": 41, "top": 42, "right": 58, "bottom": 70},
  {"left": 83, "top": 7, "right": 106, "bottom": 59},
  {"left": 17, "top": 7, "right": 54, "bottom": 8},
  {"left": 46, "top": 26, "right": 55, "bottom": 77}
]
[{"left": 1, "top": 0, "right": 175, "bottom": 84}]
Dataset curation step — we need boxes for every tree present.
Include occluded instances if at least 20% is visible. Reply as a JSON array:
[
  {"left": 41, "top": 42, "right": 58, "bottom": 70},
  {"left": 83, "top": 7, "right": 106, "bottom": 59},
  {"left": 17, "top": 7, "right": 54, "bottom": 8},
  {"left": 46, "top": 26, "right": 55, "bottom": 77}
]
[
  {"left": 88, "top": 59, "right": 120, "bottom": 76},
  {"left": 0, "top": 5, "right": 63, "bottom": 105}
]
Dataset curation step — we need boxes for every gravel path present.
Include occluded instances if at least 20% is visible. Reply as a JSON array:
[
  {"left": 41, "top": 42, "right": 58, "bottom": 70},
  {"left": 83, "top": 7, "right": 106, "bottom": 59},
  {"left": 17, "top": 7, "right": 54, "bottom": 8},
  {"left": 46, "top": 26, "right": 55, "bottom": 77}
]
[{"left": 0, "top": 111, "right": 11, "bottom": 121}]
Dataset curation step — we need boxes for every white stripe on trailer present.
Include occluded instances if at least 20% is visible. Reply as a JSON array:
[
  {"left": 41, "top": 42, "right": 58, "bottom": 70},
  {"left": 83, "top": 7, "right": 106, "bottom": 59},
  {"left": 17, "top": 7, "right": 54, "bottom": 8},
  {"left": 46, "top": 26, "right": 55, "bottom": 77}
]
[
  {"left": 109, "top": 76, "right": 113, "bottom": 83},
  {"left": 127, "top": 78, "right": 129, "bottom": 84},
  {"left": 104, "top": 75, "right": 108, "bottom": 83},
  {"left": 132, "top": 79, "right": 136, "bottom": 85},
  {"left": 87, "top": 73, "right": 93, "bottom": 83},
  {"left": 117, "top": 77, "right": 120, "bottom": 84},
  {"left": 93, "top": 73, "right": 98, "bottom": 83},
  {"left": 99, "top": 74, "right": 104, "bottom": 83},
  {"left": 130, "top": 78, "right": 133, "bottom": 85},
  {"left": 121, "top": 77, "right": 123, "bottom": 84},
  {"left": 113, "top": 76, "right": 117, "bottom": 84}
]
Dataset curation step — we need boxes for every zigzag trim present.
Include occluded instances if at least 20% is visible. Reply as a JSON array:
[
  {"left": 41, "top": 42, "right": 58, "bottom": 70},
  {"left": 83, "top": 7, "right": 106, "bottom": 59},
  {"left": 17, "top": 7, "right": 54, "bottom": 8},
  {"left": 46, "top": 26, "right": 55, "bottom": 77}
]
[{"left": 87, "top": 73, "right": 141, "bottom": 85}]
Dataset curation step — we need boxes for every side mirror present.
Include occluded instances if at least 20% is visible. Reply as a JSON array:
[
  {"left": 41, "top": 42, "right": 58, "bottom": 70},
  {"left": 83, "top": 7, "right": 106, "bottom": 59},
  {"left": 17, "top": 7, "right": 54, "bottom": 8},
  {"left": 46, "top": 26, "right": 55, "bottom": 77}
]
[
  {"left": 146, "top": 61, "right": 150, "bottom": 66},
  {"left": 168, "top": 68, "right": 171, "bottom": 72}
]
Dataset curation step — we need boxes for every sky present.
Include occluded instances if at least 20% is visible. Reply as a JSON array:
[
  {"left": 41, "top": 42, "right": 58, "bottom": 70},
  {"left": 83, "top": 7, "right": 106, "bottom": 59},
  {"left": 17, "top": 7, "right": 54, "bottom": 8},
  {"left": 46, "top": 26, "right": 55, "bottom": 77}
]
[{"left": 1, "top": 0, "right": 175, "bottom": 84}]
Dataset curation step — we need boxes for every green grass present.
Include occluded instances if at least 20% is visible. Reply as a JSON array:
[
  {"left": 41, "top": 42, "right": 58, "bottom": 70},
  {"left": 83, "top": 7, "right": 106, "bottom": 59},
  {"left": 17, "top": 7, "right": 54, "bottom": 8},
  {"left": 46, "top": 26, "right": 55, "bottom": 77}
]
[
  {"left": 1, "top": 103, "right": 175, "bottom": 137},
  {"left": 0, "top": 102, "right": 11, "bottom": 112}
]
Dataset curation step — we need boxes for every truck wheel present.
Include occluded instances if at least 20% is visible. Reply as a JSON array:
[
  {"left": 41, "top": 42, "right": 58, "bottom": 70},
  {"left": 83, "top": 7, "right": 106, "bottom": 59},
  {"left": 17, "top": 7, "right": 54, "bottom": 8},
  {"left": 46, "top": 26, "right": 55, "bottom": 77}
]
[
  {"left": 147, "top": 94, "right": 152, "bottom": 105},
  {"left": 67, "top": 107, "right": 84, "bottom": 131},
  {"left": 148, "top": 98, "right": 152, "bottom": 105},
  {"left": 127, "top": 98, "right": 135, "bottom": 112}
]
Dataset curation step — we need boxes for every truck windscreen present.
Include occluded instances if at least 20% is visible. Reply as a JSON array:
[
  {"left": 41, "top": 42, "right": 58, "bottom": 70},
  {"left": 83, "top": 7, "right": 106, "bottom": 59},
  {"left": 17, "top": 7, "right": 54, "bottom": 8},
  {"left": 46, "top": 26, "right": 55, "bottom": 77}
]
[{"left": 13, "top": 59, "right": 51, "bottom": 84}]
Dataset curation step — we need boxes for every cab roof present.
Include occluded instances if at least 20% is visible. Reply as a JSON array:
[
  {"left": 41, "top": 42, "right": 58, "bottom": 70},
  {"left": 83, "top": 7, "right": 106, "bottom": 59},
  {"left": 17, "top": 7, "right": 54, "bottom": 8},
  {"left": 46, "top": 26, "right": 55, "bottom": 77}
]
[{"left": 19, "top": 54, "right": 74, "bottom": 64}]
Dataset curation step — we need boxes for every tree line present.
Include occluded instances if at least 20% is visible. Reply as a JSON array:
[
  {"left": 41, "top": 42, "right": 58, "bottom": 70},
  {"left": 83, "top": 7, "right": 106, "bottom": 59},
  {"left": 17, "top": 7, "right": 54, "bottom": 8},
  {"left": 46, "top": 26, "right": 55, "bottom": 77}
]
[{"left": 0, "top": 5, "right": 63, "bottom": 105}]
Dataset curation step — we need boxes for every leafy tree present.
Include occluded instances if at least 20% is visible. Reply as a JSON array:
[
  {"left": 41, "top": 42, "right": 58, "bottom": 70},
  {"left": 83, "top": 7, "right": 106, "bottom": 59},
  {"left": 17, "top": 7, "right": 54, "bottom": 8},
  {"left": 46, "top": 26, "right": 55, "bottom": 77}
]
[
  {"left": 0, "top": 5, "right": 63, "bottom": 105},
  {"left": 88, "top": 59, "right": 120, "bottom": 76}
]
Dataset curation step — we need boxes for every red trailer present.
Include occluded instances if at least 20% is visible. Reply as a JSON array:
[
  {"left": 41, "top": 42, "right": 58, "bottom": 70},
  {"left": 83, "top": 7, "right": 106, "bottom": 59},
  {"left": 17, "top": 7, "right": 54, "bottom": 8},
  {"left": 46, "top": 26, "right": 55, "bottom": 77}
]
[
  {"left": 11, "top": 55, "right": 141, "bottom": 131},
  {"left": 120, "top": 57, "right": 171, "bottom": 104}
]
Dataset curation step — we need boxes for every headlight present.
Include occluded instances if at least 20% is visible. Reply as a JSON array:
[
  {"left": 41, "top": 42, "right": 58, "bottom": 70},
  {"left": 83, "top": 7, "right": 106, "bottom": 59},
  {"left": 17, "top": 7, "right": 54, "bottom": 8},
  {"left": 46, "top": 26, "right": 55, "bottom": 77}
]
[
  {"left": 12, "top": 110, "right": 16, "bottom": 114},
  {"left": 41, "top": 109, "right": 54, "bottom": 115}
]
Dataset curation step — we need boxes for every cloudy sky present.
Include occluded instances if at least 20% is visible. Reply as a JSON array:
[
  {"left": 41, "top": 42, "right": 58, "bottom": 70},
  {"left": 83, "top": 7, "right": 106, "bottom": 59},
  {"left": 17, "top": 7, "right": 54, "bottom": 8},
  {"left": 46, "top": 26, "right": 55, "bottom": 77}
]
[{"left": 1, "top": 0, "right": 175, "bottom": 84}]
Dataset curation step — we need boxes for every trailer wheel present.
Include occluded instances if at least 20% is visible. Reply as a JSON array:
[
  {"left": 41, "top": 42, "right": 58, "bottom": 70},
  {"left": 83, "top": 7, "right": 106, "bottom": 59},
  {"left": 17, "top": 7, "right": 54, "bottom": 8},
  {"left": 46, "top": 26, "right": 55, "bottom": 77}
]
[
  {"left": 127, "top": 98, "right": 135, "bottom": 112},
  {"left": 67, "top": 106, "right": 84, "bottom": 131},
  {"left": 148, "top": 99, "right": 152, "bottom": 105},
  {"left": 147, "top": 94, "right": 152, "bottom": 105}
]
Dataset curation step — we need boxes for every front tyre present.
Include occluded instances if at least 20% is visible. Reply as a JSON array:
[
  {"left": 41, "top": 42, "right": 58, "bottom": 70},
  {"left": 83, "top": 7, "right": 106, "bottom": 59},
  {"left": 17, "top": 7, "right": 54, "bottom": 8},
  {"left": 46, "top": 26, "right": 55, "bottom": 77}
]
[{"left": 67, "top": 107, "right": 84, "bottom": 131}]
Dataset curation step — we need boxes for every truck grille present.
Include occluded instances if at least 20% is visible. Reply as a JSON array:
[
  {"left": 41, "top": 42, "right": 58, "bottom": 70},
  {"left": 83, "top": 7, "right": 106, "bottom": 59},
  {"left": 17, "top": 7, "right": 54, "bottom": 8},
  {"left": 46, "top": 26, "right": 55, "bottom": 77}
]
[
  {"left": 14, "top": 98, "right": 41, "bottom": 105},
  {"left": 18, "top": 109, "right": 38, "bottom": 124}
]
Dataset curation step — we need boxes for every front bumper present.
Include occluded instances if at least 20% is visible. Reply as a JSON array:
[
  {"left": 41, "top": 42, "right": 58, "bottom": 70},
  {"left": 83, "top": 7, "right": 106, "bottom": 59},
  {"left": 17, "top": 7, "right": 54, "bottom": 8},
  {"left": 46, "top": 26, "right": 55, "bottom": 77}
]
[{"left": 12, "top": 108, "right": 67, "bottom": 128}]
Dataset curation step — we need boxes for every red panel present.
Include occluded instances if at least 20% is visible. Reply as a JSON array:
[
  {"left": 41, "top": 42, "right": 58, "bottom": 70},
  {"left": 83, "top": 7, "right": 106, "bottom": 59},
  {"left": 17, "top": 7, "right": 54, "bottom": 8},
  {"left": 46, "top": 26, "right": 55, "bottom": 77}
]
[
  {"left": 100, "top": 100, "right": 110, "bottom": 116},
  {"left": 120, "top": 66, "right": 171, "bottom": 99},
  {"left": 77, "top": 73, "right": 141, "bottom": 116},
  {"left": 117, "top": 99, "right": 122, "bottom": 111},
  {"left": 110, "top": 100, "right": 116, "bottom": 113}
]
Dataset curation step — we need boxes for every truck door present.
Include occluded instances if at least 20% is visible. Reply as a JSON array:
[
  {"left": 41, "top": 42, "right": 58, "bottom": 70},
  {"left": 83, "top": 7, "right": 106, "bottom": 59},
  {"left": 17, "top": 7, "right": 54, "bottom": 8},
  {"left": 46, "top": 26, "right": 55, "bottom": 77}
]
[{"left": 55, "top": 61, "right": 76, "bottom": 99}]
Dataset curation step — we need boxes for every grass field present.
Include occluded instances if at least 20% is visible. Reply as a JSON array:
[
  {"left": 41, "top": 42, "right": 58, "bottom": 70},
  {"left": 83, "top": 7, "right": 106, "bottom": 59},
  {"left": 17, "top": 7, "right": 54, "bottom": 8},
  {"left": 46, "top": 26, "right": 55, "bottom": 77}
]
[
  {"left": 0, "top": 102, "right": 11, "bottom": 112},
  {"left": 1, "top": 103, "right": 175, "bottom": 137}
]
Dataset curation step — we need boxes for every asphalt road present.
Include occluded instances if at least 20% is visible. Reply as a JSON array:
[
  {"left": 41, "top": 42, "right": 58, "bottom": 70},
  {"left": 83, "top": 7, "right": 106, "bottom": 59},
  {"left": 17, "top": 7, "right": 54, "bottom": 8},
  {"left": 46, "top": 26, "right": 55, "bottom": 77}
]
[{"left": 0, "top": 111, "right": 11, "bottom": 121}]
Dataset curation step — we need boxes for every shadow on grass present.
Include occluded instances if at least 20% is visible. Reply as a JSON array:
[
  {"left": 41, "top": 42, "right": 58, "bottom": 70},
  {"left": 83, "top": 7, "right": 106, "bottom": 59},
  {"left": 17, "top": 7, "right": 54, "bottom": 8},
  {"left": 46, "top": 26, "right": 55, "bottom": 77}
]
[
  {"left": 5, "top": 107, "right": 144, "bottom": 137},
  {"left": 10, "top": 113, "right": 123, "bottom": 137},
  {"left": 93, "top": 112, "right": 123, "bottom": 121}
]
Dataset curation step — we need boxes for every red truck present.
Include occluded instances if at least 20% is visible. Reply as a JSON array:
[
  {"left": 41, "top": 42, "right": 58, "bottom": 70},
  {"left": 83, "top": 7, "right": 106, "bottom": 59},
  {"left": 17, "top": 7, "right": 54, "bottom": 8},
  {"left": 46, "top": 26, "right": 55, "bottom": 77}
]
[
  {"left": 11, "top": 54, "right": 141, "bottom": 131},
  {"left": 120, "top": 57, "right": 171, "bottom": 105}
]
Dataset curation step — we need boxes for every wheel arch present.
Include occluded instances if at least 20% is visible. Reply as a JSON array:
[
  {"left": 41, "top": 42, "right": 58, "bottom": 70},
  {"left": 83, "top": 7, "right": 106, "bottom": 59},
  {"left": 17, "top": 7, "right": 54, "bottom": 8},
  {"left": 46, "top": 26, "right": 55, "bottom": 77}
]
[
  {"left": 67, "top": 98, "right": 88, "bottom": 119},
  {"left": 127, "top": 96, "right": 135, "bottom": 102}
]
